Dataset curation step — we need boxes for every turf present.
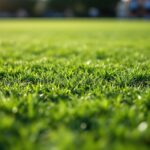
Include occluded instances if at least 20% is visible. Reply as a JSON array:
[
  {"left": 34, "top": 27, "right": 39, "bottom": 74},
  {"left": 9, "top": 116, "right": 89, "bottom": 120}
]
[{"left": 0, "top": 19, "right": 150, "bottom": 150}]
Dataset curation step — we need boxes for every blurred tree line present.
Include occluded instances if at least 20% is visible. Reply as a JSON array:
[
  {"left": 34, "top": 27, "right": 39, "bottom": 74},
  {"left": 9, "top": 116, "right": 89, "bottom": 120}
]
[
  {"left": 49, "top": 0, "right": 119, "bottom": 16},
  {"left": 0, "top": 0, "right": 119, "bottom": 17}
]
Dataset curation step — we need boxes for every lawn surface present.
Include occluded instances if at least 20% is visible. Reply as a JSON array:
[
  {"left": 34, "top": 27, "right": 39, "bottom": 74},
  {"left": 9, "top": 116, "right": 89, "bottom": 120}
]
[{"left": 0, "top": 19, "right": 150, "bottom": 150}]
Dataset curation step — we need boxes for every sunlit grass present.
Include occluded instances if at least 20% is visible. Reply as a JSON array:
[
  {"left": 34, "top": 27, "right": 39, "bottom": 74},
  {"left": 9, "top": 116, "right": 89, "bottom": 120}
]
[{"left": 0, "top": 19, "right": 150, "bottom": 150}]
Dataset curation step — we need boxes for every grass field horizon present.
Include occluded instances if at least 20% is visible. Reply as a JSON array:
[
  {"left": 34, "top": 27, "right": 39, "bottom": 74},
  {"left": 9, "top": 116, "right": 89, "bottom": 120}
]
[{"left": 0, "top": 19, "right": 150, "bottom": 150}]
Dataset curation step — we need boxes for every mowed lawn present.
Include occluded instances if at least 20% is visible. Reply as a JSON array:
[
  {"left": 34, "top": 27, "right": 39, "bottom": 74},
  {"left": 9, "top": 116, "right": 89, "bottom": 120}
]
[{"left": 0, "top": 19, "right": 150, "bottom": 150}]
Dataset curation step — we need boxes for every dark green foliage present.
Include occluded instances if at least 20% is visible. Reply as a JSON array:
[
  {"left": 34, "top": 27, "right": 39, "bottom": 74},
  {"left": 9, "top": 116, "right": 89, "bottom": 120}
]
[{"left": 49, "top": 0, "right": 119, "bottom": 9}]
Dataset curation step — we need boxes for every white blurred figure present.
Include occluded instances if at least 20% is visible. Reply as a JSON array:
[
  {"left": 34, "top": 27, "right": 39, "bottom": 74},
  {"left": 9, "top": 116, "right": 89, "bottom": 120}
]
[
  {"left": 88, "top": 7, "right": 100, "bottom": 17},
  {"left": 116, "top": 0, "right": 129, "bottom": 18},
  {"left": 16, "top": 9, "right": 28, "bottom": 18}
]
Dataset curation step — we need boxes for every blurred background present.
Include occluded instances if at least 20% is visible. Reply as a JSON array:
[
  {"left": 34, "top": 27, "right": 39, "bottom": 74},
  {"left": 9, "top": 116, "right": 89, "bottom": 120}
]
[{"left": 0, "top": 0, "right": 150, "bottom": 18}]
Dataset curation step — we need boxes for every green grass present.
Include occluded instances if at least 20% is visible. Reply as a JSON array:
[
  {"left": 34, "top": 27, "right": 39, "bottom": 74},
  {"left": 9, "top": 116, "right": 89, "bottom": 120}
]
[{"left": 0, "top": 19, "right": 150, "bottom": 150}]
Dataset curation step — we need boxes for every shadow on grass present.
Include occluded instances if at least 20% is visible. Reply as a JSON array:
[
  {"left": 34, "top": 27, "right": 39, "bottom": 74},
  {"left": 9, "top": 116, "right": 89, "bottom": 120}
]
[{"left": 128, "top": 74, "right": 150, "bottom": 87}]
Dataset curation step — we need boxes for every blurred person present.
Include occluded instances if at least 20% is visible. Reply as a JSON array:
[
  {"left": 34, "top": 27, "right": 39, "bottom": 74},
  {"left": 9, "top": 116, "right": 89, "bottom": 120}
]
[
  {"left": 116, "top": 0, "right": 129, "bottom": 18},
  {"left": 138, "top": 0, "right": 145, "bottom": 17},
  {"left": 143, "top": 0, "right": 150, "bottom": 18},
  {"left": 16, "top": 9, "right": 28, "bottom": 17},
  {"left": 88, "top": 7, "right": 100, "bottom": 17},
  {"left": 129, "top": 0, "right": 139, "bottom": 17},
  {"left": 64, "top": 8, "right": 74, "bottom": 17}
]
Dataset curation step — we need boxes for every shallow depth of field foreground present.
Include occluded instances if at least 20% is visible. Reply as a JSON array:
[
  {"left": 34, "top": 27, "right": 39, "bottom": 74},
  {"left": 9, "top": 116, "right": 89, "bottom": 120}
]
[{"left": 0, "top": 19, "right": 150, "bottom": 150}]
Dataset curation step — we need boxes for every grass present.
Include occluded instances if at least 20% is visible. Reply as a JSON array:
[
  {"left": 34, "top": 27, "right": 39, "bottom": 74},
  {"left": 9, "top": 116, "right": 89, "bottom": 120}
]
[{"left": 0, "top": 19, "right": 150, "bottom": 150}]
